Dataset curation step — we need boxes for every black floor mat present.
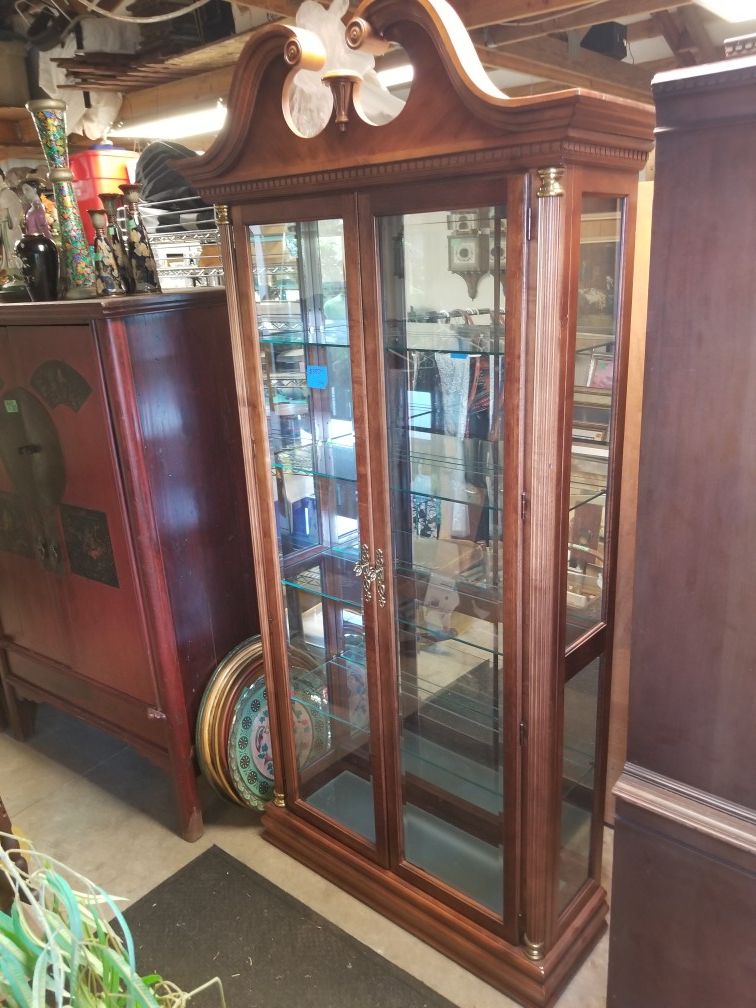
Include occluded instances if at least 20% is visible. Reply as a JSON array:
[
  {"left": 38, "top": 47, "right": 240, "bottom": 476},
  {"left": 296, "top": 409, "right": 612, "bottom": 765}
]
[{"left": 124, "top": 845, "right": 459, "bottom": 1008}]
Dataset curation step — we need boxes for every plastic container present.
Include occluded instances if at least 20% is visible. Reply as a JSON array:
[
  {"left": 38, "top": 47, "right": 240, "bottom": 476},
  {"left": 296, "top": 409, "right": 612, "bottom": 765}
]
[{"left": 70, "top": 146, "right": 140, "bottom": 245}]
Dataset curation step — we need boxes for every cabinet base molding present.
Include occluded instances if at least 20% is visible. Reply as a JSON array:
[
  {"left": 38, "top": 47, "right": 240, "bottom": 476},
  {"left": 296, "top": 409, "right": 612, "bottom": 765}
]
[
  {"left": 263, "top": 805, "right": 607, "bottom": 1008},
  {"left": 614, "top": 762, "right": 756, "bottom": 856}
]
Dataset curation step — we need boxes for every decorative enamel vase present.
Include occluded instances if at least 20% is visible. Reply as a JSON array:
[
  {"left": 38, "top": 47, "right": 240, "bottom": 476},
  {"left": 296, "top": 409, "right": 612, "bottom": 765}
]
[
  {"left": 98, "top": 192, "right": 134, "bottom": 293},
  {"left": 119, "top": 183, "right": 161, "bottom": 294},
  {"left": 25, "top": 98, "right": 96, "bottom": 300},
  {"left": 88, "top": 208, "right": 127, "bottom": 297}
]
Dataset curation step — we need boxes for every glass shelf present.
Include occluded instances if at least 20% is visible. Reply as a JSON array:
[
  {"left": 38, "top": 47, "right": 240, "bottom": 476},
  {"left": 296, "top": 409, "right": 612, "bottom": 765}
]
[
  {"left": 284, "top": 535, "right": 360, "bottom": 562},
  {"left": 561, "top": 747, "right": 596, "bottom": 806},
  {"left": 259, "top": 329, "right": 350, "bottom": 348},
  {"left": 403, "top": 666, "right": 499, "bottom": 727},
  {"left": 292, "top": 652, "right": 370, "bottom": 735},
  {"left": 398, "top": 616, "right": 500, "bottom": 656},
  {"left": 575, "top": 336, "right": 615, "bottom": 356},
  {"left": 391, "top": 433, "right": 503, "bottom": 479},
  {"left": 569, "top": 486, "right": 606, "bottom": 512},
  {"left": 283, "top": 561, "right": 362, "bottom": 610},
  {"left": 400, "top": 730, "right": 504, "bottom": 810},
  {"left": 272, "top": 435, "right": 603, "bottom": 518},
  {"left": 385, "top": 328, "right": 505, "bottom": 357},
  {"left": 394, "top": 550, "right": 500, "bottom": 592},
  {"left": 273, "top": 433, "right": 507, "bottom": 512},
  {"left": 273, "top": 436, "right": 357, "bottom": 481}
]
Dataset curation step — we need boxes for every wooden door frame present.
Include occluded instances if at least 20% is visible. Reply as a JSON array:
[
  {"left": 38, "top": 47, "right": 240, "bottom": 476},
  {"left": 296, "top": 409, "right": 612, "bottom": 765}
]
[
  {"left": 229, "top": 193, "right": 390, "bottom": 865},
  {"left": 356, "top": 172, "right": 527, "bottom": 943}
]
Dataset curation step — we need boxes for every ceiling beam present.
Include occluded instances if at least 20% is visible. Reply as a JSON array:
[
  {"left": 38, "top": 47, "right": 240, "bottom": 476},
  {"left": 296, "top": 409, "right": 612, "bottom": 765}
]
[
  {"left": 476, "top": 36, "right": 665, "bottom": 101},
  {"left": 0, "top": 121, "right": 22, "bottom": 146},
  {"left": 118, "top": 65, "right": 235, "bottom": 124},
  {"left": 678, "top": 5, "right": 721, "bottom": 64},
  {"left": 626, "top": 18, "right": 662, "bottom": 43},
  {"left": 456, "top": 0, "right": 694, "bottom": 30},
  {"left": 231, "top": 0, "right": 300, "bottom": 15},
  {"left": 652, "top": 9, "right": 697, "bottom": 65},
  {"left": 470, "top": 0, "right": 695, "bottom": 44}
]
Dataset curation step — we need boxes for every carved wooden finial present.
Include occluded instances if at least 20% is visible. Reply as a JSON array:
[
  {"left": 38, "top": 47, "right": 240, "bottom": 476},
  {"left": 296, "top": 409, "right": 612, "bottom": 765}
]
[
  {"left": 346, "top": 15, "right": 390, "bottom": 55},
  {"left": 284, "top": 36, "right": 303, "bottom": 66}
]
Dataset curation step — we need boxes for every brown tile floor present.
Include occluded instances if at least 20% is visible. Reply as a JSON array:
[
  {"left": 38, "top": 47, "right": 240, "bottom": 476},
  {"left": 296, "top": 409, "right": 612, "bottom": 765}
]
[{"left": 0, "top": 706, "right": 611, "bottom": 1008}]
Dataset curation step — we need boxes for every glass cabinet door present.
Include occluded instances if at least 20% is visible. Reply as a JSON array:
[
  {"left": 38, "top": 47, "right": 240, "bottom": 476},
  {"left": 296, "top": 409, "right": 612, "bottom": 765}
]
[
  {"left": 248, "top": 216, "right": 378, "bottom": 847},
  {"left": 375, "top": 204, "right": 510, "bottom": 916}
]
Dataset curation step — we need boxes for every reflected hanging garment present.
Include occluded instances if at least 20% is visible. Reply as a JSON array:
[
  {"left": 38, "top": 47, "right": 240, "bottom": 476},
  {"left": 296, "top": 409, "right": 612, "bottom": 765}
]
[
  {"left": 464, "top": 356, "right": 491, "bottom": 543},
  {"left": 411, "top": 351, "right": 445, "bottom": 433},
  {"left": 435, "top": 351, "right": 470, "bottom": 437}
]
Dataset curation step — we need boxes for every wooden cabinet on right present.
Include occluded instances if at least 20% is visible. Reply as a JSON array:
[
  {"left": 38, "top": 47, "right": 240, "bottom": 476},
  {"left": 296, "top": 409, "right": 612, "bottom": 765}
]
[{"left": 607, "top": 57, "right": 756, "bottom": 1008}]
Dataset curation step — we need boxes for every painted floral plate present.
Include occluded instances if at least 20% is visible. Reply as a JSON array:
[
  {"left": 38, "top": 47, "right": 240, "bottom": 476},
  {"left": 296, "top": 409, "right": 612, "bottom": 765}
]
[{"left": 226, "top": 668, "right": 331, "bottom": 811}]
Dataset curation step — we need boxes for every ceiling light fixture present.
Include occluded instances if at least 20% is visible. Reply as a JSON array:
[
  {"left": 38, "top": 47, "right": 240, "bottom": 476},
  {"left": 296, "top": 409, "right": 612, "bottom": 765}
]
[
  {"left": 109, "top": 103, "right": 227, "bottom": 140},
  {"left": 695, "top": 0, "right": 756, "bottom": 22}
]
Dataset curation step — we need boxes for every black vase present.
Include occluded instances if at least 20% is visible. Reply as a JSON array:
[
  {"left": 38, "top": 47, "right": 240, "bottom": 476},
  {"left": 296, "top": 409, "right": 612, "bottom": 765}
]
[{"left": 14, "top": 233, "right": 59, "bottom": 301}]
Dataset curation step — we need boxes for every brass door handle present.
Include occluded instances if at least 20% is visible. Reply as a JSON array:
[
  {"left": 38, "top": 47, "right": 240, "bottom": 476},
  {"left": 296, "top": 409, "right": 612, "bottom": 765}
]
[{"left": 354, "top": 543, "right": 387, "bottom": 607}]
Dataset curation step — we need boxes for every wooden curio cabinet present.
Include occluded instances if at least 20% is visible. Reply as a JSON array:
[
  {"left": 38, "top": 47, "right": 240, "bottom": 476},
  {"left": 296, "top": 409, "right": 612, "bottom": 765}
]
[{"left": 181, "top": 3, "right": 653, "bottom": 1004}]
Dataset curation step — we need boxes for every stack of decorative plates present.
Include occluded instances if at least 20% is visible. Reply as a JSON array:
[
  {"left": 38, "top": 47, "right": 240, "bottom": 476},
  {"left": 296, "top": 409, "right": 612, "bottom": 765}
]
[
  {"left": 196, "top": 637, "right": 331, "bottom": 811},
  {"left": 196, "top": 636, "right": 268, "bottom": 809}
]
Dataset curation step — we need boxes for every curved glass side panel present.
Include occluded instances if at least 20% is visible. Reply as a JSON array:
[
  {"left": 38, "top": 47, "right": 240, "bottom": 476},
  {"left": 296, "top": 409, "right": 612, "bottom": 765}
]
[
  {"left": 249, "top": 219, "right": 375, "bottom": 844},
  {"left": 566, "top": 197, "right": 623, "bottom": 646},
  {"left": 560, "top": 195, "right": 625, "bottom": 910}
]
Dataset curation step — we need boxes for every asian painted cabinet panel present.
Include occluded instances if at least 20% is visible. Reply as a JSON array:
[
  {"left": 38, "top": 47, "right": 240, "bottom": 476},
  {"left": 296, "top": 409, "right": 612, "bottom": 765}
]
[
  {"left": 0, "top": 291, "right": 258, "bottom": 840},
  {"left": 181, "top": 2, "right": 653, "bottom": 1003}
]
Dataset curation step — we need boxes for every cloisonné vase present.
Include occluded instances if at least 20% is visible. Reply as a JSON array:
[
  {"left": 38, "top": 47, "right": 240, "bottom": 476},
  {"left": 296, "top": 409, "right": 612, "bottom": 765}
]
[
  {"left": 119, "top": 183, "right": 161, "bottom": 294},
  {"left": 88, "top": 209, "right": 127, "bottom": 297},
  {"left": 25, "top": 98, "right": 96, "bottom": 300},
  {"left": 99, "top": 192, "right": 134, "bottom": 293}
]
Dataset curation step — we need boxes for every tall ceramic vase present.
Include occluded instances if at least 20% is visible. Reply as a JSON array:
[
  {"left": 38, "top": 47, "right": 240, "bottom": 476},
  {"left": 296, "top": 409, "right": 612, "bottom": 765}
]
[{"left": 26, "top": 98, "right": 96, "bottom": 300}]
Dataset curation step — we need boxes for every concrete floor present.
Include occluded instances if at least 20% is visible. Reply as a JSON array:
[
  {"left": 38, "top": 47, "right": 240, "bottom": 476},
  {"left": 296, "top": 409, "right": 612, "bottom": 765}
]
[{"left": 0, "top": 705, "right": 612, "bottom": 1008}]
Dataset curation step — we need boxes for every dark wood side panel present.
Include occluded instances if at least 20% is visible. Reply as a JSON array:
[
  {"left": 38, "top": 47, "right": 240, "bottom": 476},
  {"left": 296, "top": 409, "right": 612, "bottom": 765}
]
[
  {"left": 628, "top": 117, "right": 756, "bottom": 810},
  {"left": 117, "top": 300, "right": 259, "bottom": 725},
  {"left": 608, "top": 800, "right": 756, "bottom": 1008}
]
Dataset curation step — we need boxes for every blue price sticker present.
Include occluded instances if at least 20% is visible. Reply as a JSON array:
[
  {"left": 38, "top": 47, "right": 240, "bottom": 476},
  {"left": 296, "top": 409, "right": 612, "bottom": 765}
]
[{"left": 306, "top": 365, "right": 328, "bottom": 389}]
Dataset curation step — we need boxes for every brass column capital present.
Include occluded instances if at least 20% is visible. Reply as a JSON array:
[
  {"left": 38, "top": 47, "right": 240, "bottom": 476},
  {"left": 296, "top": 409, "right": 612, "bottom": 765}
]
[
  {"left": 536, "top": 167, "right": 565, "bottom": 198},
  {"left": 214, "top": 204, "right": 230, "bottom": 226}
]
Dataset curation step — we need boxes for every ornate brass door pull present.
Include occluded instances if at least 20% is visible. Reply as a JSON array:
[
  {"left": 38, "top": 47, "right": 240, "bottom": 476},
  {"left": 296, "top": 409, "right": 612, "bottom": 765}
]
[{"left": 354, "top": 543, "right": 386, "bottom": 607}]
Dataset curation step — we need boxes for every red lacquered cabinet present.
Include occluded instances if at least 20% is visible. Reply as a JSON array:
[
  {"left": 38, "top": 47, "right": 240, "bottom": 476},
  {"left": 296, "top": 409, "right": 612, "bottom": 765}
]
[{"left": 0, "top": 289, "right": 258, "bottom": 839}]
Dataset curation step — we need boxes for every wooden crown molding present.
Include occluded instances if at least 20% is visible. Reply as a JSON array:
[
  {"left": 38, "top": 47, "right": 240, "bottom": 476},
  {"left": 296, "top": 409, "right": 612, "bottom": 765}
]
[
  {"left": 652, "top": 53, "right": 756, "bottom": 132},
  {"left": 178, "top": 0, "right": 653, "bottom": 199},
  {"left": 186, "top": 138, "right": 647, "bottom": 204},
  {"left": 615, "top": 763, "right": 756, "bottom": 857}
]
